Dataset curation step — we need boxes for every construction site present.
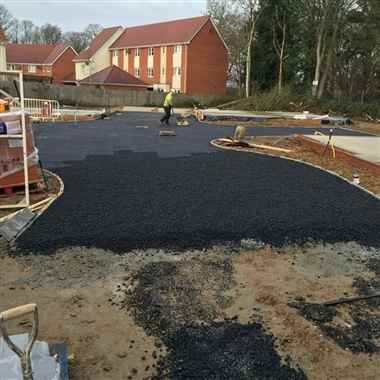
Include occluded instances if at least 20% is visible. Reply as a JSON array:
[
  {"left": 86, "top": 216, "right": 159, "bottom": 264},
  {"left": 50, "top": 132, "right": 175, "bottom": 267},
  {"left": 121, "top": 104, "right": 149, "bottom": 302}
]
[{"left": 0, "top": 63, "right": 380, "bottom": 380}]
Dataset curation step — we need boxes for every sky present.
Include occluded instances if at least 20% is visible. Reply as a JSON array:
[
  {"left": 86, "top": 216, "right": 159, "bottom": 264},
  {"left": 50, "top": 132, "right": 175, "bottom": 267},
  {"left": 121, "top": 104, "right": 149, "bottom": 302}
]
[{"left": 3, "top": 0, "right": 207, "bottom": 31}]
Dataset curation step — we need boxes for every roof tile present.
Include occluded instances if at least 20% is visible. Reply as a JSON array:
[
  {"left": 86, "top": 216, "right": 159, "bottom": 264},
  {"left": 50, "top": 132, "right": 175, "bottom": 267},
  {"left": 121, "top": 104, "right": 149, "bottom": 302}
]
[
  {"left": 79, "top": 65, "right": 149, "bottom": 87},
  {"left": 75, "top": 26, "right": 122, "bottom": 61},
  {"left": 110, "top": 16, "right": 210, "bottom": 49},
  {"left": 6, "top": 43, "right": 74, "bottom": 64}
]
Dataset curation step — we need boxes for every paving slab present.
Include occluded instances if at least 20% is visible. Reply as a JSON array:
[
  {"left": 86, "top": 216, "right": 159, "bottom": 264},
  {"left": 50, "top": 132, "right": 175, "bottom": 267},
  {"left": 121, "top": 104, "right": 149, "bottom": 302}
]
[{"left": 310, "top": 135, "right": 380, "bottom": 164}]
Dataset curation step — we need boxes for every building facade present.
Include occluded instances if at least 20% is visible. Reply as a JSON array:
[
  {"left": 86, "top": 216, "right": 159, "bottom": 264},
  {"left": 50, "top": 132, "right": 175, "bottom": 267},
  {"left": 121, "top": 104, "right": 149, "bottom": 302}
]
[
  {"left": 5, "top": 43, "right": 77, "bottom": 84},
  {"left": 108, "top": 16, "right": 228, "bottom": 94},
  {"left": 74, "top": 26, "right": 124, "bottom": 81}
]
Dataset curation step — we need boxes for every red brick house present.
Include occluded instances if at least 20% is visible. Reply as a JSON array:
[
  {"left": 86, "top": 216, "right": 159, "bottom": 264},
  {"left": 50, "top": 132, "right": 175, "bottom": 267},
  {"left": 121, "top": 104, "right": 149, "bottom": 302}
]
[
  {"left": 79, "top": 64, "right": 149, "bottom": 91},
  {"left": 6, "top": 43, "right": 78, "bottom": 84},
  {"left": 109, "top": 16, "right": 228, "bottom": 95}
]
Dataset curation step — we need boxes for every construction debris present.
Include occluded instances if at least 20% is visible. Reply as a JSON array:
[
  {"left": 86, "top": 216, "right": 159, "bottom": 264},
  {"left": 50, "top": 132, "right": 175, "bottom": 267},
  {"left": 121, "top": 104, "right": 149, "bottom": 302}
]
[
  {"left": 322, "top": 292, "right": 380, "bottom": 307},
  {"left": 159, "top": 130, "right": 176, "bottom": 137},
  {"left": 195, "top": 109, "right": 352, "bottom": 126},
  {"left": 213, "top": 137, "right": 293, "bottom": 153}
]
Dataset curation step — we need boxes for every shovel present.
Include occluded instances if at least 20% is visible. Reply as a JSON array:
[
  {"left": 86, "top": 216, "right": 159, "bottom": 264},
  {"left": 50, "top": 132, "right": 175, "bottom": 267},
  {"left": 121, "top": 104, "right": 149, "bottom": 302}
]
[{"left": 0, "top": 304, "right": 39, "bottom": 380}]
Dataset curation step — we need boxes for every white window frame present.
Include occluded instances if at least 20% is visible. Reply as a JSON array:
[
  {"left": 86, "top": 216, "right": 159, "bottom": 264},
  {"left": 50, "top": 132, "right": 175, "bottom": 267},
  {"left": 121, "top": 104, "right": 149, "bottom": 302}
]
[
  {"left": 161, "top": 67, "right": 166, "bottom": 76},
  {"left": 113, "top": 50, "right": 118, "bottom": 57},
  {"left": 148, "top": 47, "right": 154, "bottom": 56},
  {"left": 7, "top": 64, "right": 21, "bottom": 71},
  {"left": 135, "top": 48, "right": 140, "bottom": 57},
  {"left": 134, "top": 68, "right": 140, "bottom": 77},
  {"left": 162, "top": 46, "right": 166, "bottom": 54},
  {"left": 174, "top": 45, "right": 182, "bottom": 54},
  {"left": 27, "top": 65, "right": 37, "bottom": 73},
  {"left": 148, "top": 67, "right": 154, "bottom": 78}
]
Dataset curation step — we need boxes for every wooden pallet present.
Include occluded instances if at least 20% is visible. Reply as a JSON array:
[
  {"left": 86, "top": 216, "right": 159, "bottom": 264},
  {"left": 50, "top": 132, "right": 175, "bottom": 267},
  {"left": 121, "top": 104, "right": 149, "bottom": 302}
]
[{"left": 0, "top": 181, "right": 44, "bottom": 198}]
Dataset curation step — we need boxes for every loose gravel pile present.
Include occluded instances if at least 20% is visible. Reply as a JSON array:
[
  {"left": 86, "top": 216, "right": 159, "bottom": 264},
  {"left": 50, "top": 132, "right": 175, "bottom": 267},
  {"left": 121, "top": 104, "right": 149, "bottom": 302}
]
[
  {"left": 17, "top": 148, "right": 380, "bottom": 254},
  {"left": 153, "top": 322, "right": 307, "bottom": 380},
  {"left": 114, "top": 255, "right": 306, "bottom": 379}
]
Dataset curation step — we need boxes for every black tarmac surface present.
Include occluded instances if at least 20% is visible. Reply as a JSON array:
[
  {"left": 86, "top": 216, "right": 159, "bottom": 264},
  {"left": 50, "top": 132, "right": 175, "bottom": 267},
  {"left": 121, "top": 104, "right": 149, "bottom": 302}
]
[
  {"left": 153, "top": 322, "right": 307, "bottom": 380},
  {"left": 17, "top": 112, "right": 380, "bottom": 254}
]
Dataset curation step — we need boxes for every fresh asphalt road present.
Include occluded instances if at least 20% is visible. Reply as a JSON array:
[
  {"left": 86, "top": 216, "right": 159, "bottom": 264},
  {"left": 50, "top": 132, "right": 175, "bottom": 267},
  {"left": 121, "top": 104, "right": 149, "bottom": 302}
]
[
  {"left": 17, "top": 112, "right": 380, "bottom": 253},
  {"left": 34, "top": 112, "right": 368, "bottom": 168}
]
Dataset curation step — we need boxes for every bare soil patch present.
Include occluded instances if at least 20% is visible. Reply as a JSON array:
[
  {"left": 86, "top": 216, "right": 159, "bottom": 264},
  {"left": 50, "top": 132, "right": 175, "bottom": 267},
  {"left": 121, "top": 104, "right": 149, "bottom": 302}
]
[{"left": 1, "top": 241, "right": 380, "bottom": 379}]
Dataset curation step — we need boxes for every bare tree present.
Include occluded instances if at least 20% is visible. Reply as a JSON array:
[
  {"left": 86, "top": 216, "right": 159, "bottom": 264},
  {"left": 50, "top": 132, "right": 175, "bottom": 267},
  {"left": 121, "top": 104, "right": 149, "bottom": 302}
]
[
  {"left": 40, "top": 23, "right": 62, "bottom": 44},
  {"left": 207, "top": 0, "right": 247, "bottom": 93},
  {"left": 0, "top": 5, "right": 14, "bottom": 32},
  {"left": 83, "top": 24, "right": 102, "bottom": 44},
  {"left": 19, "top": 20, "right": 38, "bottom": 43},
  {"left": 300, "top": 0, "right": 357, "bottom": 97},
  {"left": 240, "top": 0, "right": 260, "bottom": 98},
  {"left": 272, "top": 6, "right": 287, "bottom": 93},
  {"left": 63, "top": 31, "right": 87, "bottom": 53}
]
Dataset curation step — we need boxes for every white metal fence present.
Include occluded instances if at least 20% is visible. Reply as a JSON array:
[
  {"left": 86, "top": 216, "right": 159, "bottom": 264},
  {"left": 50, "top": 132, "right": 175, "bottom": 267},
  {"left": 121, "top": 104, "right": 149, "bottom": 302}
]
[{"left": 11, "top": 97, "right": 61, "bottom": 122}]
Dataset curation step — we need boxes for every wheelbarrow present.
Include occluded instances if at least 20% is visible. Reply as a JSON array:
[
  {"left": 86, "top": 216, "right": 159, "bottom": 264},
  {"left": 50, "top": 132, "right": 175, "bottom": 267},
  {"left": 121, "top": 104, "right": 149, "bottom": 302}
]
[{"left": 0, "top": 304, "right": 68, "bottom": 380}]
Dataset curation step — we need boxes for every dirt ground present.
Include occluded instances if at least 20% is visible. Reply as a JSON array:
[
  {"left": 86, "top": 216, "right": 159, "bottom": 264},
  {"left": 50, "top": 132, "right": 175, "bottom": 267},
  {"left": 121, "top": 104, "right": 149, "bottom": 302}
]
[
  {"left": 351, "top": 121, "right": 380, "bottom": 136},
  {"left": 1, "top": 241, "right": 380, "bottom": 379}
]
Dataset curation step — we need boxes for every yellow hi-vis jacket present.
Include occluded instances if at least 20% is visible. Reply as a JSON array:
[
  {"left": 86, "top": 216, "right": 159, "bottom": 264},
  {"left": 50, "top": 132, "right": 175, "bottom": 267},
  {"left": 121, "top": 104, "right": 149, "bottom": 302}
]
[{"left": 163, "top": 92, "right": 173, "bottom": 107}]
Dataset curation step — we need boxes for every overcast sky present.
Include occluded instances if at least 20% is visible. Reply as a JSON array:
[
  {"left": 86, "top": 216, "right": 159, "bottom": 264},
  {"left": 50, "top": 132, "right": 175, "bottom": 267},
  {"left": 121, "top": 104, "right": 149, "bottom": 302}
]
[{"left": 3, "top": 0, "right": 207, "bottom": 31}]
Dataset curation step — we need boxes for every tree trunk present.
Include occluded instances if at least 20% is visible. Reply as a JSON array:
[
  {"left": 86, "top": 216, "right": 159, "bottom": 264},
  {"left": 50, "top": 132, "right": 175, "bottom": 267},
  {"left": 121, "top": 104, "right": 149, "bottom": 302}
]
[
  {"left": 317, "top": 24, "right": 338, "bottom": 99},
  {"left": 245, "top": 20, "right": 256, "bottom": 98},
  {"left": 312, "top": 32, "right": 323, "bottom": 97},
  {"left": 278, "top": 24, "right": 286, "bottom": 93}
]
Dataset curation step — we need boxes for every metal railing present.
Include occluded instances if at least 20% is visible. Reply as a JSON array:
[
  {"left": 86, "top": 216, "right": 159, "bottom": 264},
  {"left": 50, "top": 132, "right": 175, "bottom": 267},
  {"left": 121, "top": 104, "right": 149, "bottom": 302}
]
[{"left": 11, "top": 97, "right": 61, "bottom": 122}]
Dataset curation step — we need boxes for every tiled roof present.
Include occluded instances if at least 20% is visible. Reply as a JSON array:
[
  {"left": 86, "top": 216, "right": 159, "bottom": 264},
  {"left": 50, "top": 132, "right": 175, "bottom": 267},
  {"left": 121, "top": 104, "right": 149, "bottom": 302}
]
[
  {"left": 75, "top": 26, "right": 122, "bottom": 61},
  {"left": 79, "top": 65, "right": 149, "bottom": 87},
  {"left": 6, "top": 43, "right": 75, "bottom": 64},
  {"left": 110, "top": 16, "right": 210, "bottom": 49}
]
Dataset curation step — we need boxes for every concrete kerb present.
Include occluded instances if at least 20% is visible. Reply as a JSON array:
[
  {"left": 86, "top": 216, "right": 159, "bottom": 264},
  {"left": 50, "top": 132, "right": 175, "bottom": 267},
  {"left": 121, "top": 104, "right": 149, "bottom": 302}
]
[{"left": 210, "top": 139, "right": 380, "bottom": 202}]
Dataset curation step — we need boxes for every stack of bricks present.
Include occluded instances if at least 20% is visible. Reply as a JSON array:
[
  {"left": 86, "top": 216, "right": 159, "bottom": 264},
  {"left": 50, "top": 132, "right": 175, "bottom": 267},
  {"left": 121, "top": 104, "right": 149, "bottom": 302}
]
[{"left": 0, "top": 112, "right": 43, "bottom": 194}]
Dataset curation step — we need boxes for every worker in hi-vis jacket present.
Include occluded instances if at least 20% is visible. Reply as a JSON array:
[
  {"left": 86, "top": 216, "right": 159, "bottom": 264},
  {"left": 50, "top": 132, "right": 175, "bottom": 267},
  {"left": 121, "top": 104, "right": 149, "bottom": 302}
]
[{"left": 160, "top": 89, "right": 174, "bottom": 125}]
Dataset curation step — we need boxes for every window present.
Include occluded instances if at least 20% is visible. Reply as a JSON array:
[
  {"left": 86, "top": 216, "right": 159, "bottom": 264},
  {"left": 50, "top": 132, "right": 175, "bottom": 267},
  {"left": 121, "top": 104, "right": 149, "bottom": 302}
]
[
  {"left": 174, "top": 45, "right": 182, "bottom": 54},
  {"left": 148, "top": 67, "right": 154, "bottom": 78},
  {"left": 162, "top": 46, "right": 166, "bottom": 54},
  {"left": 125, "top": 49, "right": 129, "bottom": 55},
  {"left": 135, "top": 48, "right": 140, "bottom": 57},
  {"left": 134, "top": 68, "right": 140, "bottom": 77},
  {"left": 7, "top": 64, "right": 21, "bottom": 71},
  {"left": 161, "top": 67, "right": 166, "bottom": 76},
  {"left": 174, "top": 67, "right": 181, "bottom": 76},
  {"left": 148, "top": 47, "right": 154, "bottom": 56},
  {"left": 28, "top": 65, "right": 36, "bottom": 73},
  {"left": 113, "top": 50, "right": 118, "bottom": 57},
  {"left": 81, "top": 65, "right": 88, "bottom": 76}
]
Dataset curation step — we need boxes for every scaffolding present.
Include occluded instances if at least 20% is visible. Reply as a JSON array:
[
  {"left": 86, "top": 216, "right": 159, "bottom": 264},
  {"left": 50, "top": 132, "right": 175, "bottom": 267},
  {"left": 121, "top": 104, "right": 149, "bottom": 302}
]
[{"left": 0, "top": 70, "right": 30, "bottom": 209}]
